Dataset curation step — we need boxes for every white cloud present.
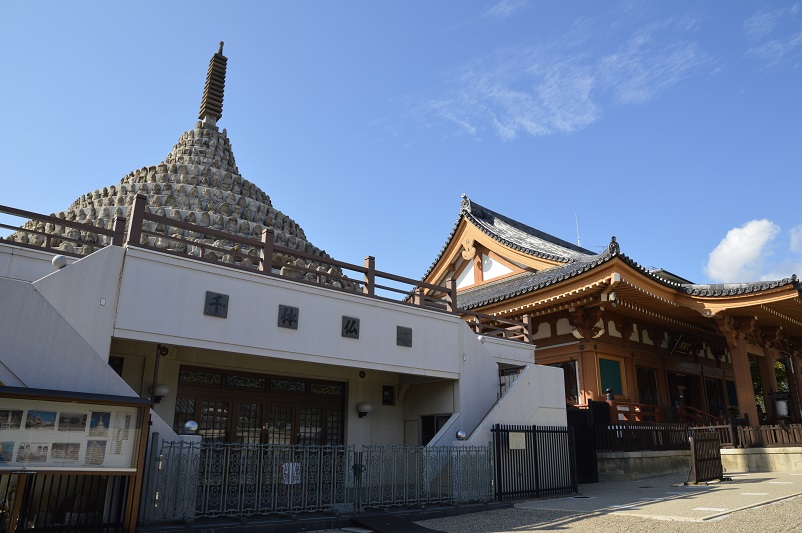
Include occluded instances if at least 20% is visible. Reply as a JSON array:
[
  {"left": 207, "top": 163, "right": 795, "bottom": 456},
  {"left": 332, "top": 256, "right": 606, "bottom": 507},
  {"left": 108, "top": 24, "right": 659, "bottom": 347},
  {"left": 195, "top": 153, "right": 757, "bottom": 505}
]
[
  {"left": 743, "top": 9, "right": 784, "bottom": 42},
  {"left": 599, "top": 37, "right": 708, "bottom": 105},
  {"left": 483, "top": 0, "right": 530, "bottom": 20},
  {"left": 420, "top": 16, "right": 709, "bottom": 140},
  {"left": 744, "top": 6, "right": 802, "bottom": 68},
  {"left": 705, "top": 220, "right": 780, "bottom": 282},
  {"left": 790, "top": 225, "right": 802, "bottom": 253}
]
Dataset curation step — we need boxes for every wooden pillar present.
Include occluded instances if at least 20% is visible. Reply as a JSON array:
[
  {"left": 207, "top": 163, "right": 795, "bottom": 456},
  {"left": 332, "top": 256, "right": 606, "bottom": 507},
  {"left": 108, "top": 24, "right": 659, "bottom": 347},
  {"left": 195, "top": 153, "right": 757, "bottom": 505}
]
[
  {"left": 757, "top": 353, "right": 779, "bottom": 420},
  {"left": 112, "top": 215, "right": 126, "bottom": 246},
  {"left": 259, "top": 228, "right": 274, "bottom": 273},
  {"left": 444, "top": 278, "right": 457, "bottom": 313},
  {"left": 362, "top": 256, "right": 375, "bottom": 296},
  {"left": 125, "top": 194, "right": 147, "bottom": 246},
  {"left": 715, "top": 314, "right": 759, "bottom": 425},
  {"left": 730, "top": 341, "right": 759, "bottom": 424},
  {"left": 579, "top": 350, "right": 598, "bottom": 403},
  {"left": 786, "top": 355, "right": 802, "bottom": 423}
]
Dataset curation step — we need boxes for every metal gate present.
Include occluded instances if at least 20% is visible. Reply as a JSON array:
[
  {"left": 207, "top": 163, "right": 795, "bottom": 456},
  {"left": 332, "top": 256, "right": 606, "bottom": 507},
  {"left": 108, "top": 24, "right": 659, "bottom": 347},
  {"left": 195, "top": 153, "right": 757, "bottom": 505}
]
[
  {"left": 566, "top": 400, "right": 606, "bottom": 484},
  {"left": 143, "top": 439, "right": 494, "bottom": 524},
  {"left": 491, "top": 424, "right": 577, "bottom": 500}
]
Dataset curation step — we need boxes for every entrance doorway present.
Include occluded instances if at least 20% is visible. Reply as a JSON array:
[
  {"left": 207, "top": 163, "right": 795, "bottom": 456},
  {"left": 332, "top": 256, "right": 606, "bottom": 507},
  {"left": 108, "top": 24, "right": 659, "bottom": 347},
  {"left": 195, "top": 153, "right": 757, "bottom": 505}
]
[
  {"left": 173, "top": 367, "right": 346, "bottom": 445},
  {"left": 667, "top": 372, "right": 702, "bottom": 410}
]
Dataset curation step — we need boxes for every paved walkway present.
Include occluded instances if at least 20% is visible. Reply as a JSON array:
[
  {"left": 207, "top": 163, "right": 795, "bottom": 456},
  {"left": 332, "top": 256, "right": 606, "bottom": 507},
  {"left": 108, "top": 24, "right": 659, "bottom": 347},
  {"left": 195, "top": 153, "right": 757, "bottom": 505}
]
[
  {"left": 413, "top": 471, "right": 802, "bottom": 533},
  {"left": 516, "top": 471, "right": 802, "bottom": 521}
]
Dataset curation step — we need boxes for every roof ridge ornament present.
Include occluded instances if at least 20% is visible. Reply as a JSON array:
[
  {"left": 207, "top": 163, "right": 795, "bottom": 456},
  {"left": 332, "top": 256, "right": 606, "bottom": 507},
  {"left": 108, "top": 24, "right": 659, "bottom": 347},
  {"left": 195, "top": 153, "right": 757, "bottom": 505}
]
[
  {"left": 608, "top": 236, "right": 619, "bottom": 255},
  {"left": 199, "top": 41, "right": 227, "bottom": 128}
]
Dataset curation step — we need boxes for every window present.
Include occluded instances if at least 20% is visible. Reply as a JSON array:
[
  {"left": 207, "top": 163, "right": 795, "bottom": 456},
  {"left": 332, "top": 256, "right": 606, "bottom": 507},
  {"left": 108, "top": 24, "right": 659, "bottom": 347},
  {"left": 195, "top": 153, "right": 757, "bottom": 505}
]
[{"left": 599, "top": 358, "right": 623, "bottom": 396}]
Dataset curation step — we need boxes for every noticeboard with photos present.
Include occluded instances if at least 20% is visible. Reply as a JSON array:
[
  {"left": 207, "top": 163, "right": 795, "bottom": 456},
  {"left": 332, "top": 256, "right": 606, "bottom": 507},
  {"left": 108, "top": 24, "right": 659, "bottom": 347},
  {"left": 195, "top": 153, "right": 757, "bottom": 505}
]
[{"left": 0, "top": 388, "right": 149, "bottom": 473}]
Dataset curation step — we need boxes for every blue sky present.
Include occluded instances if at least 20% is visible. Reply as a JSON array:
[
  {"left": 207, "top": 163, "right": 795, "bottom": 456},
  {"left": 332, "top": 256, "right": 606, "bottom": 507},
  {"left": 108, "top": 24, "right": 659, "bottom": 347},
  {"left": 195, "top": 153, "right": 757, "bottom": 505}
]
[{"left": 2, "top": 1, "right": 801, "bottom": 284}]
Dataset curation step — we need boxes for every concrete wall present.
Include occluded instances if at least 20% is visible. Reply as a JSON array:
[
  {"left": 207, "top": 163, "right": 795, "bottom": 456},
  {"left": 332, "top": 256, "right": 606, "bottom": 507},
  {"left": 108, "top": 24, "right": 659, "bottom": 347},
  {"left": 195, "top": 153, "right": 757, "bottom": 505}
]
[
  {"left": 451, "top": 362, "right": 568, "bottom": 446},
  {"left": 596, "top": 447, "right": 802, "bottom": 481},
  {"left": 597, "top": 450, "right": 691, "bottom": 481},
  {"left": 0, "top": 244, "right": 73, "bottom": 282},
  {"left": 33, "top": 246, "right": 124, "bottom": 359},
  {"left": 721, "top": 447, "right": 802, "bottom": 473},
  {"left": 0, "top": 277, "right": 134, "bottom": 397},
  {"left": 115, "top": 248, "right": 468, "bottom": 377}
]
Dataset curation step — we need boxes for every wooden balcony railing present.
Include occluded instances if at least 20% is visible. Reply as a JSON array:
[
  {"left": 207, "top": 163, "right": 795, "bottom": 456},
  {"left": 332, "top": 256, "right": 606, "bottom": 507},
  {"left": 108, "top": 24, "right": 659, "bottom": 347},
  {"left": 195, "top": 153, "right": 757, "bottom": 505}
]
[
  {"left": 1, "top": 199, "right": 530, "bottom": 342},
  {"left": 0, "top": 204, "right": 125, "bottom": 257}
]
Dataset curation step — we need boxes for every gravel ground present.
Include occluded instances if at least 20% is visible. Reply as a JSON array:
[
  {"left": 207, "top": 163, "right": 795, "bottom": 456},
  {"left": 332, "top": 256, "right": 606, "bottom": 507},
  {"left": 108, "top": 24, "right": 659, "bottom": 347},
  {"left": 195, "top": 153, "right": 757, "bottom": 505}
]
[{"left": 310, "top": 493, "right": 802, "bottom": 532}]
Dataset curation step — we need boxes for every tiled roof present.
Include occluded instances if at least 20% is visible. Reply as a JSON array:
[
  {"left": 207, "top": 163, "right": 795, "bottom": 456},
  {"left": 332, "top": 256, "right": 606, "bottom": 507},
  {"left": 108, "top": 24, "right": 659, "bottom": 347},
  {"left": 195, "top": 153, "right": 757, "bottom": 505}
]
[
  {"left": 457, "top": 243, "right": 618, "bottom": 309},
  {"left": 456, "top": 237, "right": 800, "bottom": 310},
  {"left": 422, "top": 195, "right": 595, "bottom": 281},
  {"left": 678, "top": 277, "right": 799, "bottom": 297}
]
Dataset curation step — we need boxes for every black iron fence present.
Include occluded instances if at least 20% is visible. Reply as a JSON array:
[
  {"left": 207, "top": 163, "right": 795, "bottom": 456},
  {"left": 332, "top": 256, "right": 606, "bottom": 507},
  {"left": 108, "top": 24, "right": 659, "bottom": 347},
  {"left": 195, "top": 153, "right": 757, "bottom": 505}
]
[
  {"left": 491, "top": 424, "right": 577, "bottom": 500},
  {"left": 595, "top": 423, "right": 690, "bottom": 452},
  {"left": 0, "top": 471, "right": 128, "bottom": 532}
]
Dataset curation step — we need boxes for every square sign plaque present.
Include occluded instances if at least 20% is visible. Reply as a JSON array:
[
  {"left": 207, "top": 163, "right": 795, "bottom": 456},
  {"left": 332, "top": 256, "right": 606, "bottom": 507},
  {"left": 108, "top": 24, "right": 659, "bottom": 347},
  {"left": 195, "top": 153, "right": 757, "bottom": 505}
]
[
  {"left": 396, "top": 326, "right": 412, "bottom": 347},
  {"left": 342, "top": 316, "right": 360, "bottom": 339},
  {"left": 278, "top": 305, "right": 299, "bottom": 329},
  {"left": 204, "top": 291, "right": 229, "bottom": 318}
]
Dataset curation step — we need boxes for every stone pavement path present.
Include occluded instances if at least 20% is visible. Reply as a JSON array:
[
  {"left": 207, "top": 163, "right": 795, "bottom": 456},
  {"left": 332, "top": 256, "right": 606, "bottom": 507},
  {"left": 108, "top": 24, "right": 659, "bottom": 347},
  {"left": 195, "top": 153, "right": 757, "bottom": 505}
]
[{"left": 313, "top": 472, "right": 802, "bottom": 533}]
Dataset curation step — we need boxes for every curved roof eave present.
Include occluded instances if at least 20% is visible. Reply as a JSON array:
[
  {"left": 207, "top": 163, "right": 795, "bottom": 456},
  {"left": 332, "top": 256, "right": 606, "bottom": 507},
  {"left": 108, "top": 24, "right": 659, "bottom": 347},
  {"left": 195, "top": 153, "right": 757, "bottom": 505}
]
[
  {"left": 421, "top": 195, "right": 595, "bottom": 282},
  {"left": 457, "top": 241, "right": 801, "bottom": 310}
]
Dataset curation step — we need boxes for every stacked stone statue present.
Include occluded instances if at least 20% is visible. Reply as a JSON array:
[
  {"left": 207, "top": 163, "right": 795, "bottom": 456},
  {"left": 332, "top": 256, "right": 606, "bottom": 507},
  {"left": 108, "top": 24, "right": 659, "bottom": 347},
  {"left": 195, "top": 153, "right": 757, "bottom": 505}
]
[{"left": 7, "top": 43, "right": 355, "bottom": 291}]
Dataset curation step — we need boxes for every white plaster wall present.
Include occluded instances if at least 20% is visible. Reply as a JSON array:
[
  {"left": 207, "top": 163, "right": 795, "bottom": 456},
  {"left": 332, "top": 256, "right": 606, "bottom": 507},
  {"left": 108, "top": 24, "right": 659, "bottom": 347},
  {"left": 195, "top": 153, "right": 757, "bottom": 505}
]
[
  {"left": 481, "top": 253, "right": 512, "bottom": 281},
  {"left": 114, "top": 249, "right": 467, "bottom": 378},
  {"left": 0, "top": 244, "right": 72, "bottom": 282},
  {"left": 0, "top": 278, "right": 135, "bottom": 396},
  {"left": 428, "top": 329, "right": 520, "bottom": 446},
  {"left": 33, "top": 246, "right": 124, "bottom": 359},
  {"left": 455, "top": 262, "right": 474, "bottom": 289},
  {"left": 461, "top": 364, "right": 567, "bottom": 446}
]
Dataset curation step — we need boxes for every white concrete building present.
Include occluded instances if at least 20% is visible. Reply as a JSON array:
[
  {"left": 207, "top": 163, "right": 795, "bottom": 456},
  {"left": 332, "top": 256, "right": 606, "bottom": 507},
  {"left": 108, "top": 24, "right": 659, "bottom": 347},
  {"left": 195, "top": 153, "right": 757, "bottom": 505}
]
[{"left": 0, "top": 45, "right": 566, "bottom": 451}]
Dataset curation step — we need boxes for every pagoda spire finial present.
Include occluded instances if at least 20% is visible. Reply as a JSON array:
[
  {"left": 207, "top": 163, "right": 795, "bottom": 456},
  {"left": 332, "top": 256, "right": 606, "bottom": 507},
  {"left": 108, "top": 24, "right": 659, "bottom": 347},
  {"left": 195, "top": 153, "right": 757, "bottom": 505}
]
[{"left": 199, "top": 42, "right": 227, "bottom": 127}]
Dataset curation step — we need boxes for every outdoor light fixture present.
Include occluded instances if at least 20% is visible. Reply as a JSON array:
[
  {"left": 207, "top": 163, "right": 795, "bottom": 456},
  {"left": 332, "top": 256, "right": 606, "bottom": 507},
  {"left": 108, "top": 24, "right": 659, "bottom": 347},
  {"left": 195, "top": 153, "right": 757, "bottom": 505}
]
[
  {"left": 608, "top": 291, "right": 617, "bottom": 308},
  {"left": 52, "top": 255, "right": 68, "bottom": 270},
  {"left": 152, "top": 384, "right": 170, "bottom": 404},
  {"left": 356, "top": 402, "right": 373, "bottom": 418}
]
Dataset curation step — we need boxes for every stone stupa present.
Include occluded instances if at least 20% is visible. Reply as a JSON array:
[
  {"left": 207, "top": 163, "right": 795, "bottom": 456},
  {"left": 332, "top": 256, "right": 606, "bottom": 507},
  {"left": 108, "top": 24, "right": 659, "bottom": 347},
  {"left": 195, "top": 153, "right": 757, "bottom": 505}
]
[{"left": 10, "top": 43, "right": 351, "bottom": 287}]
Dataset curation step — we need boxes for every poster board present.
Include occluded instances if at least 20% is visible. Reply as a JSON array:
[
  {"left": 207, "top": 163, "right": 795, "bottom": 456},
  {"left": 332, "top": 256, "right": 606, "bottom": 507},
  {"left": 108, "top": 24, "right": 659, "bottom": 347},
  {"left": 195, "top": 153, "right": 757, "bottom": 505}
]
[{"left": 0, "top": 389, "right": 148, "bottom": 473}]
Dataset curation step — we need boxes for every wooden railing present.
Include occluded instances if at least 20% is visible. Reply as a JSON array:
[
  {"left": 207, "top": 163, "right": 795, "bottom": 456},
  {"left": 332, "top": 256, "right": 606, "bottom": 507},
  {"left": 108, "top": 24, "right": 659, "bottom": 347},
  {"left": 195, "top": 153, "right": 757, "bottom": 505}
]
[
  {"left": 1, "top": 199, "right": 532, "bottom": 341},
  {"left": 737, "top": 423, "right": 802, "bottom": 448},
  {"left": 615, "top": 401, "right": 665, "bottom": 422},
  {"left": 604, "top": 399, "right": 727, "bottom": 426},
  {"left": 678, "top": 405, "right": 728, "bottom": 426},
  {"left": 462, "top": 310, "right": 532, "bottom": 343},
  {"left": 0, "top": 204, "right": 125, "bottom": 257}
]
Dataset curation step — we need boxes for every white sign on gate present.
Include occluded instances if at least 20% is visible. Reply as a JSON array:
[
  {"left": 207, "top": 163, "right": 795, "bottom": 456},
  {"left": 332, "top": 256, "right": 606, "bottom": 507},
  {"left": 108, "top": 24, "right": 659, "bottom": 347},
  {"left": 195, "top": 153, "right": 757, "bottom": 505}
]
[{"left": 509, "top": 432, "right": 526, "bottom": 450}]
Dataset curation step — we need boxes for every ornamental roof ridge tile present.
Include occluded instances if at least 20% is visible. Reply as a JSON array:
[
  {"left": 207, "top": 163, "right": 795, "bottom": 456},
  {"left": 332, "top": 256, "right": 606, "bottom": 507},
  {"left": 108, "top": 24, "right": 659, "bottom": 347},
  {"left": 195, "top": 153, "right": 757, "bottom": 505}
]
[
  {"left": 463, "top": 197, "right": 595, "bottom": 262},
  {"left": 677, "top": 275, "right": 799, "bottom": 297}
]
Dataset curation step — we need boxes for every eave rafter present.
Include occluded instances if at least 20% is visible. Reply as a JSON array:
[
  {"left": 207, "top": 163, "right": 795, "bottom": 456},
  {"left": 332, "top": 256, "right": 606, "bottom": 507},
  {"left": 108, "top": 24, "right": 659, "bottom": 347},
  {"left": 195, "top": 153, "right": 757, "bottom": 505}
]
[
  {"left": 488, "top": 277, "right": 614, "bottom": 318},
  {"left": 617, "top": 276, "right": 680, "bottom": 307},
  {"left": 760, "top": 304, "right": 802, "bottom": 329},
  {"left": 617, "top": 299, "right": 714, "bottom": 336},
  {"left": 686, "top": 284, "right": 801, "bottom": 318}
]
